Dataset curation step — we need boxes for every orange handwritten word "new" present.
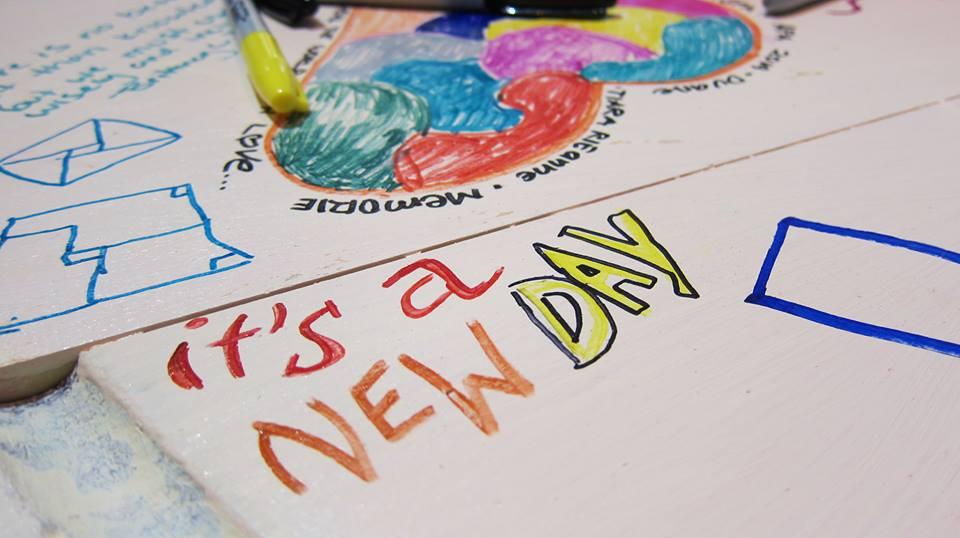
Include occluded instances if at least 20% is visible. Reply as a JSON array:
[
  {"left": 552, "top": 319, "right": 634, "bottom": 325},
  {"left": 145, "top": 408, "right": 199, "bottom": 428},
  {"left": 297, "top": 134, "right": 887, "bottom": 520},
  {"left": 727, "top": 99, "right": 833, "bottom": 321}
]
[{"left": 252, "top": 320, "right": 534, "bottom": 493}]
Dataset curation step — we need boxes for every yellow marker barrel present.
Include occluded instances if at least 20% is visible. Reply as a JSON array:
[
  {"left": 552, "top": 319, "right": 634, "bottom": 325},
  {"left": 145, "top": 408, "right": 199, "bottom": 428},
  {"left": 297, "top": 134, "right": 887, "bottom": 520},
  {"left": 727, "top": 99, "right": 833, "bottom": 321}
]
[{"left": 226, "top": 0, "right": 309, "bottom": 114}]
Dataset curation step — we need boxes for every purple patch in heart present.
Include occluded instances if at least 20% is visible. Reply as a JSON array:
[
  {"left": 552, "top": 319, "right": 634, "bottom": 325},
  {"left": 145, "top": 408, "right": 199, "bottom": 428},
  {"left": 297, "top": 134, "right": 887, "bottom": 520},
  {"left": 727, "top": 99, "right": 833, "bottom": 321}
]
[{"left": 481, "top": 26, "right": 656, "bottom": 79}]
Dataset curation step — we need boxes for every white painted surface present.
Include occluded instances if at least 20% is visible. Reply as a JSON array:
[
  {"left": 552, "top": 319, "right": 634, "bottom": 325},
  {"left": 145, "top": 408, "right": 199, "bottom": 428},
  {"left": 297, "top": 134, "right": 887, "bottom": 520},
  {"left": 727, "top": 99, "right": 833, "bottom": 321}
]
[
  {"left": 82, "top": 101, "right": 960, "bottom": 537},
  {"left": 2, "top": 0, "right": 958, "bottom": 533},
  {"left": 2, "top": 0, "right": 959, "bottom": 392}
]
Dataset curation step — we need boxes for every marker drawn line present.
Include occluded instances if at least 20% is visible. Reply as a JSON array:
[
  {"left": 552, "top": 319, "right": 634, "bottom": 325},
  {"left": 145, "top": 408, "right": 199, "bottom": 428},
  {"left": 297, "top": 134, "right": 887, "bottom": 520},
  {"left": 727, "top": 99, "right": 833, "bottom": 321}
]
[
  {"left": 746, "top": 217, "right": 960, "bottom": 358},
  {"left": 747, "top": 295, "right": 960, "bottom": 358},
  {"left": 747, "top": 217, "right": 960, "bottom": 296},
  {"left": 67, "top": 224, "right": 206, "bottom": 256},
  {"left": 0, "top": 120, "right": 100, "bottom": 163},
  {"left": 69, "top": 137, "right": 177, "bottom": 157},
  {"left": 0, "top": 255, "right": 253, "bottom": 332},
  {"left": 0, "top": 118, "right": 180, "bottom": 187},
  {"left": 11, "top": 184, "right": 185, "bottom": 221},
  {"left": 1, "top": 144, "right": 97, "bottom": 166}
]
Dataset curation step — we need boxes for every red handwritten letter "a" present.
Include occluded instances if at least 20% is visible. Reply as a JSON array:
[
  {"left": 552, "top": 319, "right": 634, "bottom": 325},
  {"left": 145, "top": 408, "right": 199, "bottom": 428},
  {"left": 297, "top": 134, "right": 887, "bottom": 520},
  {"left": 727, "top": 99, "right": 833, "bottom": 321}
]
[{"left": 382, "top": 259, "right": 503, "bottom": 319}]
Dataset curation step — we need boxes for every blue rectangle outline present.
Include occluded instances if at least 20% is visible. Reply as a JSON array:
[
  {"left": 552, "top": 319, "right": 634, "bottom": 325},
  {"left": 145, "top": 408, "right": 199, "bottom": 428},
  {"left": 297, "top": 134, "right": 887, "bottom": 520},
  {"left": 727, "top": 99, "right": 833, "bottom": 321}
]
[{"left": 745, "top": 217, "right": 960, "bottom": 358}]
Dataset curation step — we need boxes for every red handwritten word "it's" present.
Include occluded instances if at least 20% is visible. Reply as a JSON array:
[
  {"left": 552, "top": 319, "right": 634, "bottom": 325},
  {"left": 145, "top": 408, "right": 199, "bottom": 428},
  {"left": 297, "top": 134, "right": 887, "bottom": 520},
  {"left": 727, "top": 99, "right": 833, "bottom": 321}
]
[{"left": 167, "top": 299, "right": 344, "bottom": 390}]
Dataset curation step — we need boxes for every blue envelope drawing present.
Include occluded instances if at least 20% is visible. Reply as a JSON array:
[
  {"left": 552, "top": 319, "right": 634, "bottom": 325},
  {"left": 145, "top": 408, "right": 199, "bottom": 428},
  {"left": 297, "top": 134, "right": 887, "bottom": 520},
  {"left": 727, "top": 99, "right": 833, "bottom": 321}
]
[{"left": 0, "top": 118, "right": 181, "bottom": 187}]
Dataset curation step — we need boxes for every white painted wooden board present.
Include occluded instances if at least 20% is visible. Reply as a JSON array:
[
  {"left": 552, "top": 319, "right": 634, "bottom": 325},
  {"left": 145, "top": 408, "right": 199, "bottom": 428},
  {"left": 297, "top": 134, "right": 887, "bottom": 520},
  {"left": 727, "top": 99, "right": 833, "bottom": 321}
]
[
  {"left": 82, "top": 99, "right": 960, "bottom": 537},
  {"left": 3, "top": 0, "right": 960, "bottom": 399}
]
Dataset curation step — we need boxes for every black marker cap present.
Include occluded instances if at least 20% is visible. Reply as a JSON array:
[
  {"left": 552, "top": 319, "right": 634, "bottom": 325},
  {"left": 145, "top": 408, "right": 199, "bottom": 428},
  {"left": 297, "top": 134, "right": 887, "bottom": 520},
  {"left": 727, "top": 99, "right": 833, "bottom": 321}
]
[{"left": 254, "top": 0, "right": 322, "bottom": 26}]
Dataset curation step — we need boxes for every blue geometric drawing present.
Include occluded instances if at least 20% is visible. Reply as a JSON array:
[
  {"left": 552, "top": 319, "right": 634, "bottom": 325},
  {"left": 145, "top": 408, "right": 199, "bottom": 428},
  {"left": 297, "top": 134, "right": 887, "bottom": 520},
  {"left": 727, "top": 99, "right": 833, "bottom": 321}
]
[
  {"left": 0, "top": 184, "right": 252, "bottom": 333},
  {"left": 745, "top": 217, "right": 960, "bottom": 358},
  {"left": 0, "top": 119, "right": 180, "bottom": 187}
]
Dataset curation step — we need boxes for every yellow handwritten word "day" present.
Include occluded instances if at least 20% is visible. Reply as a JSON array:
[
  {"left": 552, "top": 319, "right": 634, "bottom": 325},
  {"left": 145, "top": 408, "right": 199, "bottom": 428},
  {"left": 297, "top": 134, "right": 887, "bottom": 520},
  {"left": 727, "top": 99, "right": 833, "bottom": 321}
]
[{"left": 510, "top": 209, "right": 699, "bottom": 368}]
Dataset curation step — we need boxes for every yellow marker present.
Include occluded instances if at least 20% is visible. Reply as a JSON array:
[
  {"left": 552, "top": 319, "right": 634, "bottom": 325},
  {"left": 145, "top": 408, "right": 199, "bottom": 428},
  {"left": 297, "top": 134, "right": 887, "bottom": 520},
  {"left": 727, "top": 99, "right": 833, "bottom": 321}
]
[{"left": 226, "top": 0, "right": 309, "bottom": 114}]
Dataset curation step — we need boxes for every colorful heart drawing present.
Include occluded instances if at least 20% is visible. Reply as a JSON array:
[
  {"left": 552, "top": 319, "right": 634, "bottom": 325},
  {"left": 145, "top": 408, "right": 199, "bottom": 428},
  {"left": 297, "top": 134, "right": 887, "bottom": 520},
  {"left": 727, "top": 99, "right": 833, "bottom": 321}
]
[{"left": 267, "top": 0, "right": 760, "bottom": 194}]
